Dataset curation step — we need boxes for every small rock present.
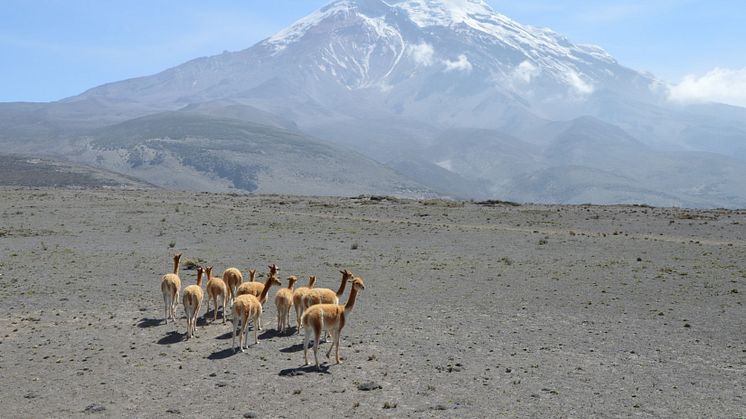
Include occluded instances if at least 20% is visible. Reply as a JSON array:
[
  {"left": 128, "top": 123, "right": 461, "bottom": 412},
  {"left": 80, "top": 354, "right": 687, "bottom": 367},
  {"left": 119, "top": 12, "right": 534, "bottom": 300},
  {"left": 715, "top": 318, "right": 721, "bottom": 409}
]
[
  {"left": 216, "top": 381, "right": 227, "bottom": 388},
  {"left": 166, "top": 409, "right": 181, "bottom": 414},
  {"left": 279, "top": 369, "right": 304, "bottom": 377},
  {"left": 243, "top": 411, "right": 258, "bottom": 418},
  {"left": 84, "top": 404, "right": 106, "bottom": 414},
  {"left": 357, "top": 381, "right": 382, "bottom": 391}
]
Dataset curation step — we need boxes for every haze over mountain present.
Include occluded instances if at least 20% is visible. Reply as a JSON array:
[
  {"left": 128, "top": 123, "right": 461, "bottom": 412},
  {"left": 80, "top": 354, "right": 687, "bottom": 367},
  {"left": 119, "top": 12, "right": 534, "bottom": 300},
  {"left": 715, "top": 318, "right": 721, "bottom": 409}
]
[{"left": 1, "top": 0, "right": 745, "bottom": 207}]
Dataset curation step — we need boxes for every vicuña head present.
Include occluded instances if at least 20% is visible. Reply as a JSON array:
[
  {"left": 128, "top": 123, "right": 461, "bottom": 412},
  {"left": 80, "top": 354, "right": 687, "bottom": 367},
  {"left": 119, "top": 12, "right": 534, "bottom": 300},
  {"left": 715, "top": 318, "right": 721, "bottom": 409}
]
[{"left": 268, "top": 264, "right": 280, "bottom": 277}]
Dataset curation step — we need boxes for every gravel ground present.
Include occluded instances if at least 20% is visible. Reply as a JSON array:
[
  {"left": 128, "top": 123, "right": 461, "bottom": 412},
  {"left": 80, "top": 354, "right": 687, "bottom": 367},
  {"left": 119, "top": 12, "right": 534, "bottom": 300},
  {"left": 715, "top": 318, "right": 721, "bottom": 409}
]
[{"left": 0, "top": 188, "right": 744, "bottom": 417}]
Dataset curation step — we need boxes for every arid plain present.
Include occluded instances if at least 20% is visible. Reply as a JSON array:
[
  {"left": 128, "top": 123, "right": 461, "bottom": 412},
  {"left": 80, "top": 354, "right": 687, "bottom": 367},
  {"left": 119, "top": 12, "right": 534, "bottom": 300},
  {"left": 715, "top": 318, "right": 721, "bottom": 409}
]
[{"left": 0, "top": 188, "right": 744, "bottom": 417}]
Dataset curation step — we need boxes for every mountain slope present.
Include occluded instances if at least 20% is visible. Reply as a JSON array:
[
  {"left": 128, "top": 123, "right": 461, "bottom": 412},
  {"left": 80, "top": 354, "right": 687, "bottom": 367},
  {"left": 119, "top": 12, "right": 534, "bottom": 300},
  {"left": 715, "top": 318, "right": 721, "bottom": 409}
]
[
  {"left": 0, "top": 154, "right": 154, "bottom": 189},
  {"left": 67, "top": 112, "right": 433, "bottom": 196}
]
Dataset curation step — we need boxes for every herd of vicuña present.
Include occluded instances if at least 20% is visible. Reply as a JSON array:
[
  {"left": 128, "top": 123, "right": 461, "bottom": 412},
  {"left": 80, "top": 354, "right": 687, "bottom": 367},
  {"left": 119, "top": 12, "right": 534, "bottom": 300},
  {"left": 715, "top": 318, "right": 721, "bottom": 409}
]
[{"left": 158, "top": 254, "right": 366, "bottom": 368}]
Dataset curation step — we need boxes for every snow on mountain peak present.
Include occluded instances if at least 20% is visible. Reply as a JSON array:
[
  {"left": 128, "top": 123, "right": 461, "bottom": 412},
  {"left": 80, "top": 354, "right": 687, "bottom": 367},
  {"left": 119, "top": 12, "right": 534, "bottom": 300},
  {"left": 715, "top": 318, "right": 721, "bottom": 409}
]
[
  {"left": 265, "top": 0, "right": 616, "bottom": 66},
  {"left": 266, "top": 1, "right": 357, "bottom": 52},
  {"left": 391, "top": 0, "right": 494, "bottom": 27},
  {"left": 260, "top": 0, "right": 623, "bottom": 96}
]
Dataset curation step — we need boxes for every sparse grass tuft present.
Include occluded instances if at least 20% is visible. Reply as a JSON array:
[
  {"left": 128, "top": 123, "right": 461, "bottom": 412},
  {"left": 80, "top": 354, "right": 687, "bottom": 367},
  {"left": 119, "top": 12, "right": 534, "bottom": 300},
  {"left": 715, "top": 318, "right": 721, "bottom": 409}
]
[
  {"left": 476, "top": 199, "right": 520, "bottom": 207},
  {"left": 182, "top": 257, "right": 206, "bottom": 270}
]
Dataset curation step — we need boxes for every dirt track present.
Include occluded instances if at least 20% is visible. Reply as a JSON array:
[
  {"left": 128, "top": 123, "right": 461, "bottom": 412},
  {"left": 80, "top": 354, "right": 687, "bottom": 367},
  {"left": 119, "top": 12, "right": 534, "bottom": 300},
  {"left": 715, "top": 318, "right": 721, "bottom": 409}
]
[{"left": 1, "top": 188, "right": 744, "bottom": 417}]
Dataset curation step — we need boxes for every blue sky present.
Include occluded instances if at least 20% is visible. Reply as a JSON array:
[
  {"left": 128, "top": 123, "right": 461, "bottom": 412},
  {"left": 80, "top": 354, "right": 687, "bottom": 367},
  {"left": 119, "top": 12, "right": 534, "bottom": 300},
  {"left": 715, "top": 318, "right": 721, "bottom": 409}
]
[{"left": 1, "top": 0, "right": 745, "bottom": 103}]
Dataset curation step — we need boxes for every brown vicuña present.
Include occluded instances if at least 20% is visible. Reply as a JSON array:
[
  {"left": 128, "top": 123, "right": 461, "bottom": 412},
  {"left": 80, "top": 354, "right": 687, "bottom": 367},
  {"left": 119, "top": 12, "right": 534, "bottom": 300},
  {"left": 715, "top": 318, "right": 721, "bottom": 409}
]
[
  {"left": 182, "top": 267, "right": 205, "bottom": 339},
  {"left": 205, "top": 266, "right": 228, "bottom": 324},
  {"left": 160, "top": 253, "right": 182, "bottom": 324},
  {"left": 302, "top": 277, "right": 366, "bottom": 368},
  {"left": 301, "top": 270, "right": 353, "bottom": 338},
  {"left": 236, "top": 267, "right": 281, "bottom": 330},
  {"left": 232, "top": 274, "right": 281, "bottom": 352},
  {"left": 292, "top": 275, "right": 317, "bottom": 333},
  {"left": 275, "top": 275, "right": 298, "bottom": 333},
  {"left": 222, "top": 267, "right": 243, "bottom": 306}
]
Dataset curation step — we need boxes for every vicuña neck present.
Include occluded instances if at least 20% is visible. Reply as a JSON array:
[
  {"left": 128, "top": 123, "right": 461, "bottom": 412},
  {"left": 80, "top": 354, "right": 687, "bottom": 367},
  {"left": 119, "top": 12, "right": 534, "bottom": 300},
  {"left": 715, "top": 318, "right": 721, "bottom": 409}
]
[
  {"left": 259, "top": 275, "right": 275, "bottom": 302},
  {"left": 196, "top": 271, "right": 203, "bottom": 287},
  {"left": 344, "top": 286, "right": 359, "bottom": 312},
  {"left": 336, "top": 275, "right": 349, "bottom": 296},
  {"left": 173, "top": 258, "right": 180, "bottom": 275}
]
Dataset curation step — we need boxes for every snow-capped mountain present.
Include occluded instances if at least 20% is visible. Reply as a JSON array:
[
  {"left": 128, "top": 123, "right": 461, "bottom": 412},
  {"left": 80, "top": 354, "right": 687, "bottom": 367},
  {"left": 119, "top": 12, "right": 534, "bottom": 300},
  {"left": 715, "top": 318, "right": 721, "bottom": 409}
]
[
  {"left": 263, "top": 0, "right": 647, "bottom": 102},
  {"left": 78, "top": 0, "right": 660, "bottom": 125},
  {"left": 2, "top": 0, "right": 746, "bottom": 207}
]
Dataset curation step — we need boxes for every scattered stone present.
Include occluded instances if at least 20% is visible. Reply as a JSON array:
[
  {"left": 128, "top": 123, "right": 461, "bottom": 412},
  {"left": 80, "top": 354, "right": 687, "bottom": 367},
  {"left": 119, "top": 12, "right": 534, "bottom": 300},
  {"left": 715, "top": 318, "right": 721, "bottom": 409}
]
[
  {"left": 243, "top": 411, "right": 258, "bottom": 418},
  {"left": 84, "top": 404, "right": 106, "bottom": 414},
  {"left": 279, "top": 369, "right": 304, "bottom": 377},
  {"left": 166, "top": 409, "right": 181, "bottom": 414},
  {"left": 357, "top": 381, "right": 382, "bottom": 391}
]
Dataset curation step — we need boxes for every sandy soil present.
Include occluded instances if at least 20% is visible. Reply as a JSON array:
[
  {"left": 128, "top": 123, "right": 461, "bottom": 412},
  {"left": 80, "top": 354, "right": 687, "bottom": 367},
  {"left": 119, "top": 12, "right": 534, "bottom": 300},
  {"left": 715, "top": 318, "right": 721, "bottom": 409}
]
[{"left": 0, "top": 188, "right": 744, "bottom": 417}]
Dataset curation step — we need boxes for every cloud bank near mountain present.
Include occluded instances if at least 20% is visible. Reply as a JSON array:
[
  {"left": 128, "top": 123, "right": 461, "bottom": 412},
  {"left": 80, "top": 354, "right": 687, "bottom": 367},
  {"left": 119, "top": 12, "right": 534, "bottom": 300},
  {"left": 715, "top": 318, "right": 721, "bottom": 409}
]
[{"left": 669, "top": 67, "right": 746, "bottom": 107}]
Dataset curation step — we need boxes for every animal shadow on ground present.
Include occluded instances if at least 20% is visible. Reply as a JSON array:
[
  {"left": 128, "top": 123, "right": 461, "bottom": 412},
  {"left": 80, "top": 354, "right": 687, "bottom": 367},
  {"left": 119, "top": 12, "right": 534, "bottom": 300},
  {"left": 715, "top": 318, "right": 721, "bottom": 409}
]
[
  {"left": 207, "top": 347, "right": 237, "bottom": 360},
  {"left": 215, "top": 331, "right": 233, "bottom": 340},
  {"left": 258, "top": 329, "right": 283, "bottom": 340},
  {"left": 280, "top": 343, "right": 305, "bottom": 353},
  {"left": 157, "top": 331, "right": 185, "bottom": 345},
  {"left": 278, "top": 364, "right": 330, "bottom": 376},
  {"left": 204, "top": 309, "right": 228, "bottom": 323},
  {"left": 137, "top": 318, "right": 162, "bottom": 328}
]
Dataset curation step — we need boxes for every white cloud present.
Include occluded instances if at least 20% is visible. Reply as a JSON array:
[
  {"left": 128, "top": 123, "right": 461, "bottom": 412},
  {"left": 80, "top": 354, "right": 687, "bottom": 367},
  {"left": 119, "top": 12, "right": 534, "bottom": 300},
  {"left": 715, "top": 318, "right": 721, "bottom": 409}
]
[
  {"left": 668, "top": 67, "right": 746, "bottom": 107},
  {"left": 443, "top": 54, "right": 473, "bottom": 72},
  {"left": 512, "top": 60, "right": 539, "bottom": 84},
  {"left": 565, "top": 70, "right": 594, "bottom": 95},
  {"left": 408, "top": 42, "right": 434, "bottom": 66}
]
